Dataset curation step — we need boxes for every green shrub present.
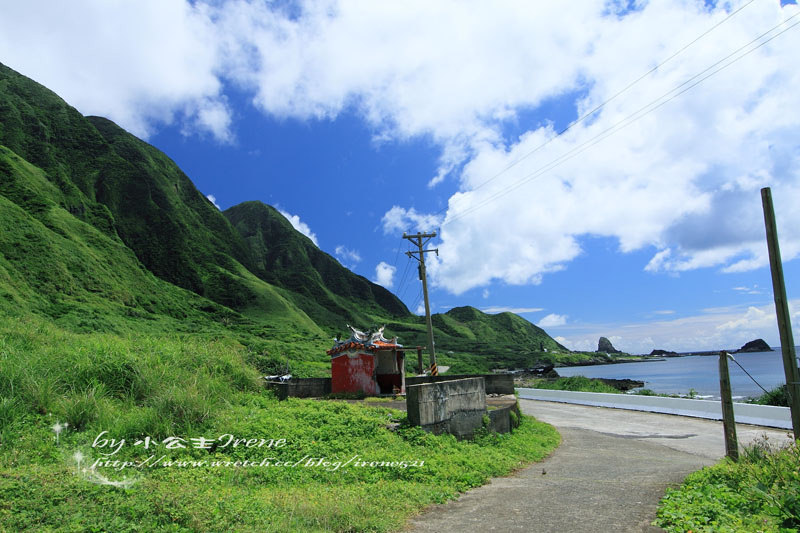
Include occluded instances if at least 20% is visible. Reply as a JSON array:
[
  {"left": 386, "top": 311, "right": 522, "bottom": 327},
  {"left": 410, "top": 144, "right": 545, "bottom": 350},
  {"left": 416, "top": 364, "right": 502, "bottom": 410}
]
[
  {"left": 749, "top": 384, "right": 790, "bottom": 407},
  {"left": 531, "top": 376, "right": 621, "bottom": 394},
  {"left": 655, "top": 437, "right": 800, "bottom": 532}
]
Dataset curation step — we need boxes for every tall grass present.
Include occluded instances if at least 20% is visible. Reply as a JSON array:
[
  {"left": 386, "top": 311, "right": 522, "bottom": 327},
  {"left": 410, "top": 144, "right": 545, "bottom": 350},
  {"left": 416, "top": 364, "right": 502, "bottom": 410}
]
[
  {"left": 0, "top": 313, "right": 561, "bottom": 532},
  {"left": 0, "top": 315, "right": 261, "bottom": 440}
]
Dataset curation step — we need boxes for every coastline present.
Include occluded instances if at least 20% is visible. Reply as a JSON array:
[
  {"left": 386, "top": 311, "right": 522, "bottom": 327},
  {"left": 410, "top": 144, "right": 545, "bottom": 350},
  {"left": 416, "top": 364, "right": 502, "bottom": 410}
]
[{"left": 555, "top": 356, "right": 665, "bottom": 368}]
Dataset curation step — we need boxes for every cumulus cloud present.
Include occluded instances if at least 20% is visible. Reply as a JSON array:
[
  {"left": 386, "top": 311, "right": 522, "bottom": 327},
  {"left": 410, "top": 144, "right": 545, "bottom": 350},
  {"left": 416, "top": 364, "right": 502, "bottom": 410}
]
[
  {"left": 538, "top": 313, "right": 567, "bottom": 328},
  {"left": 334, "top": 245, "right": 362, "bottom": 269},
  {"left": 373, "top": 261, "right": 396, "bottom": 288},
  {"left": 278, "top": 209, "right": 319, "bottom": 246},
  {"left": 367, "top": 0, "right": 800, "bottom": 294},
  {"left": 0, "top": 0, "right": 232, "bottom": 141},
  {"left": 381, "top": 206, "right": 443, "bottom": 235},
  {"left": 6, "top": 1, "right": 800, "bottom": 290},
  {"left": 206, "top": 194, "right": 221, "bottom": 209}
]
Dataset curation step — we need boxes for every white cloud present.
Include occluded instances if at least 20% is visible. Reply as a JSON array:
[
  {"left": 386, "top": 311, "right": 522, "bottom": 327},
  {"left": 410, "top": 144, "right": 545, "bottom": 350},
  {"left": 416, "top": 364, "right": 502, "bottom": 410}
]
[
  {"left": 373, "top": 261, "right": 396, "bottom": 288},
  {"left": 538, "top": 313, "right": 567, "bottom": 328},
  {"left": 555, "top": 300, "right": 800, "bottom": 354},
  {"left": 733, "top": 285, "right": 763, "bottom": 295},
  {"left": 0, "top": 0, "right": 232, "bottom": 142},
  {"left": 6, "top": 1, "right": 800, "bottom": 289},
  {"left": 206, "top": 194, "right": 221, "bottom": 209},
  {"left": 481, "top": 306, "right": 544, "bottom": 315},
  {"left": 334, "top": 245, "right": 361, "bottom": 268},
  {"left": 381, "top": 206, "right": 442, "bottom": 235},
  {"left": 278, "top": 209, "right": 319, "bottom": 246}
]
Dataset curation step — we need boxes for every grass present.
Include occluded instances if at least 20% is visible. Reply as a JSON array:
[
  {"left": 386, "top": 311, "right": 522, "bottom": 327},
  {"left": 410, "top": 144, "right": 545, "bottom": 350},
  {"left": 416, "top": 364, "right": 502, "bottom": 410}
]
[
  {"left": 0, "top": 314, "right": 561, "bottom": 532},
  {"left": 655, "top": 436, "right": 800, "bottom": 532},
  {"left": 522, "top": 376, "right": 623, "bottom": 394}
]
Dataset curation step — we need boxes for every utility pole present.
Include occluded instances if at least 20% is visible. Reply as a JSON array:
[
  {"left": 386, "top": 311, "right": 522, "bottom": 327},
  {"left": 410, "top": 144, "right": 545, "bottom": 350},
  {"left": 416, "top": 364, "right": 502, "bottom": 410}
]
[
  {"left": 761, "top": 187, "right": 800, "bottom": 439},
  {"left": 719, "top": 351, "right": 739, "bottom": 461},
  {"left": 403, "top": 232, "right": 438, "bottom": 375}
]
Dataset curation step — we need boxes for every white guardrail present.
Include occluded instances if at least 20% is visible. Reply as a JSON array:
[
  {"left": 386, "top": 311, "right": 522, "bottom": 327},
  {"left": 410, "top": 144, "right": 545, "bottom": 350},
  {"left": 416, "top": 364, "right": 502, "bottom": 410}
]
[{"left": 516, "top": 388, "right": 792, "bottom": 429}]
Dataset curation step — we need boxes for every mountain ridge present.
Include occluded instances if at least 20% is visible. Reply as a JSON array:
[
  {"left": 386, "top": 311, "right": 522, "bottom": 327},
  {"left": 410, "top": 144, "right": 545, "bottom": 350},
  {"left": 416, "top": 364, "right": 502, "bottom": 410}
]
[{"left": 0, "top": 61, "right": 576, "bottom": 373}]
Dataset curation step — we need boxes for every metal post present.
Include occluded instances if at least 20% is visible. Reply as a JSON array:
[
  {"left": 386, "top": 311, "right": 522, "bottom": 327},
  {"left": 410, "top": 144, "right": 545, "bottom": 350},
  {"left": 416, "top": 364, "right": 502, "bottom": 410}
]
[
  {"left": 719, "top": 351, "right": 739, "bottom": 461},
  {"left": 417, "top": 346, "right": 424, "bottom": 375},
  {"left": 761, "top": 187, "right": 800, "bottom": 439}
]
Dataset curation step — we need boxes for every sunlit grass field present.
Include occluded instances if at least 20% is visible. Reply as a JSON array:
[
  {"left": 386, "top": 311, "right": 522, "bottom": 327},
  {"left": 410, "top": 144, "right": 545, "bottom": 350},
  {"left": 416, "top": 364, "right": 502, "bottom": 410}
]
[{"left": 0, "top": 315, "right": 560, "bottom": 532}]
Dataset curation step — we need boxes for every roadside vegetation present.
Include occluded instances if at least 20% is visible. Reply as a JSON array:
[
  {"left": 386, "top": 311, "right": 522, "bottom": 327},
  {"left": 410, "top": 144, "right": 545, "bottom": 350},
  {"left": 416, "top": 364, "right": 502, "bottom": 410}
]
[
  {"left": 0, "top": 314, "right": 560, "bottom": 532},
  {"left": 655, "top": 437, "right": 800, "bottom": 532},
  {"left": 521, "top": 376, "right": 623, "bottom": 394},
  {"left": 748, "top": 384, "right": 790, "bottom": 407}
]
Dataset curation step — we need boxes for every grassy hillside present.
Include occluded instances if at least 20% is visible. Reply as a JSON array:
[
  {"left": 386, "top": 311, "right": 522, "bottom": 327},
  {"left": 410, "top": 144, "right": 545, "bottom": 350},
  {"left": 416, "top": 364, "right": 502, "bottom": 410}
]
[{"left": 225, "top": 200, "right": 408, "bottom": 331}]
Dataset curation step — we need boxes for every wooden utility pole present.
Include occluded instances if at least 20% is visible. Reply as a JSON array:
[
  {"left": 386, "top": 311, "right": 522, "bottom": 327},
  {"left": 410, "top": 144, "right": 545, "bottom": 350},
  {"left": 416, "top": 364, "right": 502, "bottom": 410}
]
[
  {"left": 403, "top": 232, "right": 438, "bottom": 375},
  {"left": 761, "top": 187, "right": 800, "bottom": 439},
  {"left": 719, "top": 351, "right": 739, "bottom": 461}
]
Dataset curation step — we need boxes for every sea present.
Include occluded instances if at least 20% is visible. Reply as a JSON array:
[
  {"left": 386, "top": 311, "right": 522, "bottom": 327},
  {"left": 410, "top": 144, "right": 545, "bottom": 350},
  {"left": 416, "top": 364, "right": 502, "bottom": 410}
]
[{"left": 556, "top": 348, "right": 800, "bottom": 400}]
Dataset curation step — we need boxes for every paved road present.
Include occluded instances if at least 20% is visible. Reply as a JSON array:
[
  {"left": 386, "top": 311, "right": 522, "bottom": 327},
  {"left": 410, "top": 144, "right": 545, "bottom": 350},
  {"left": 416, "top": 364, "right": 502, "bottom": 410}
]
[{"left": 404, "top": 400, "right": 793, "bottom": 533}]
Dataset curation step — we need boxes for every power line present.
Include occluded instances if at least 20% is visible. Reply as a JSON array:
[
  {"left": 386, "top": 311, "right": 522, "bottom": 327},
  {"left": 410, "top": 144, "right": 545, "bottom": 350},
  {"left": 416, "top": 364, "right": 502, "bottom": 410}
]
[
  {"left": 410, "top": 287, "right": 423, "bottom": 315},
  {"left": 442, "top": 11, "right": 800, "bottom": 227},
  {"left": 432, "top": 0, "right": 759, "bottom": 217},
  {"left": 396, "top": 241, "right": 414, "bottom": 299},
  {"left": 727, "top": 353, "right": 770, "bottom": 395}
]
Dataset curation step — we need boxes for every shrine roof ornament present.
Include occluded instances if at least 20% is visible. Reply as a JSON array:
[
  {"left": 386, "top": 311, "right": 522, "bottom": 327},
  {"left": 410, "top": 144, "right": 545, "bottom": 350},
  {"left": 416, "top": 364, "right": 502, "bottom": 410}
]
[{"left": 327, "top": 325, "right": 403, "bottom": 356}]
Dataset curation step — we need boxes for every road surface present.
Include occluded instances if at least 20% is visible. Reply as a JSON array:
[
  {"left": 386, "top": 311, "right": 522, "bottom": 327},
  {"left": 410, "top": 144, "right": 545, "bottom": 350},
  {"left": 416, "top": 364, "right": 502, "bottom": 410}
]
[{"left": 404, "top": 400, "right": 793, "bottom": 532}]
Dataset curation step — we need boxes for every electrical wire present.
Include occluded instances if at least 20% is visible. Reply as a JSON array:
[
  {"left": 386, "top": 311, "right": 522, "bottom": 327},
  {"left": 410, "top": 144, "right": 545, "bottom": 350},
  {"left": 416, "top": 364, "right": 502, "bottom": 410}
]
[
  {"left": 442, "top": 11, "right": 800, "bottom": 227},
  {"left": 727, "top": 353, "right": 770, "bottom": 395},
  {"left": 410, "top": 287, "right": 423, "bottom": 315},
  {"left": 396, "top": 242, "right": 414, "bottom": 300}
]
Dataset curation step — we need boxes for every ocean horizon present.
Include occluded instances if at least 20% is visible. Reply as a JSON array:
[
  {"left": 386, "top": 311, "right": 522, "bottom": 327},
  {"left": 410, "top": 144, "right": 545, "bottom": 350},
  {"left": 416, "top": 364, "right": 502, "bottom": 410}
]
[{"left": 556, "top": 347, "right": 800, "bottom": 400}]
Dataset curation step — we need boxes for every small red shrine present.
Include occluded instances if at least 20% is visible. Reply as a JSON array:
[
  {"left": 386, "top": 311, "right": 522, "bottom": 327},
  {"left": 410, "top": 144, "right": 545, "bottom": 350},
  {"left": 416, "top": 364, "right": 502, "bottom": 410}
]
[{"left": 327, "top": 325, "right": 405, "bottom": 395}]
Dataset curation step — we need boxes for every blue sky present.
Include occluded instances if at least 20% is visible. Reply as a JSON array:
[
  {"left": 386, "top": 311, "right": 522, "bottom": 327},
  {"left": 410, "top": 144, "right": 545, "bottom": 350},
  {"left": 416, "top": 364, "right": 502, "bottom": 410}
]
[{"left": 2, "top": 0, "right": 800, "bottom": 353}]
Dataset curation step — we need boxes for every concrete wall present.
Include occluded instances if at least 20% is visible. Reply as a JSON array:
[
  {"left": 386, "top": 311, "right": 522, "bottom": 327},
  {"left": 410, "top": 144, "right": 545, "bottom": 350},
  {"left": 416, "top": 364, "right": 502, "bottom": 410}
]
[
  {"left": 517, "top": 388, "right": 791, "bottom": 429},
  {"left": 406, "top": 374, "right": 514, "bottom": 395},
  {"left": 488, "top": 402, "right": 521, "bottom": 434},
  {"left": 407, "top": 377, "right": 487, "bottom": 439},
  {"left": 266, "top": 378, "right": 331, "bottom": 400}
]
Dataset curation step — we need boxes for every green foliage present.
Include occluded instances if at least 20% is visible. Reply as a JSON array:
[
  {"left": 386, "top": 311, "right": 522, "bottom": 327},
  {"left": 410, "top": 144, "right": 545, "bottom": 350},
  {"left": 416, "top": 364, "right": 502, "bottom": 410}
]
[
  {"left": 655, "top": 437, "right": 800, "bottom": 532},
  {"left": 527, "top": 376, "right": 622, "bottom": 394},
  {"left": 749, "top": 384, "right": 790, "bottom": 407},
  {"left": 0, "top": 313, "right": 560, "bottom": 531}
]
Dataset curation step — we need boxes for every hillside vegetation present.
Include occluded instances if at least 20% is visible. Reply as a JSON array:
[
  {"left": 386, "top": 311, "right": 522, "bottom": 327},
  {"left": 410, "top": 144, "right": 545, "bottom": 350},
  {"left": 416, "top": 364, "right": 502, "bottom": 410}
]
[
  {"left": 0, "top": 61, "right": 601, "bottom": 376},
  {"left": 0, "top": 60, "right": 573, "bottom": 531}
]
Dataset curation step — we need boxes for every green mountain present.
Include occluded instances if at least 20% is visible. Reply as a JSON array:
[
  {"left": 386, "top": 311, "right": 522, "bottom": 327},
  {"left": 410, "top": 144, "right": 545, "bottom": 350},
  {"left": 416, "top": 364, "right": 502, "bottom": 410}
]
[
  {"left": 224, "top": 200, "right": 408, "bottom": 328},
  {"left": 0, "top": 61, "right": 577, "bottom": 374}
]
